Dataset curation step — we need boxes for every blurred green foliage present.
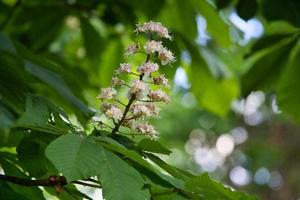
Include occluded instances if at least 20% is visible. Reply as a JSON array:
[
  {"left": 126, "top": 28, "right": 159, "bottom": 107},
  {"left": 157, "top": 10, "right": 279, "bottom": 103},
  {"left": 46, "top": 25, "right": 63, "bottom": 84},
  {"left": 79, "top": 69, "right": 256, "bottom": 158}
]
[{"left": 1, "top": 0, "right": 300, "bottom": 199}]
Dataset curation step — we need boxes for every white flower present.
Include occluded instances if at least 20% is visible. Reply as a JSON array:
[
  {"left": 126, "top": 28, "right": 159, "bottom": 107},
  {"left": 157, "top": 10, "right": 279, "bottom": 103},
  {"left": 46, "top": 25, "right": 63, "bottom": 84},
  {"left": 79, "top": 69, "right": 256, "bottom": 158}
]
[
  {"left": 100, "top": 102, "right": 112, "bottom": 112},
  {"left": 116, "top": 63, "right": 131, "bottom": 74},
  {"left": 144, "top": 103, "right": 160, "bottom": 117},
  {"left": 136, "top": 123, "right": 158, "bottom": 137},
  {"left": 98, "top": 87, "right": 117, "bottom": 100},
  {"left": 153, "top": 74, "right": 169, "bottom": 86},
  {"left": 135, "top": 21, "right": 172, "bottom": 40},
  {"left": 137, "top": 62, "right": 159, "bottom": 75},
  {"left": 105, "top": 105, "right": 123, "bottom": 121},
  {"left": 158, "top": 48, "right": 175, "bottom": 65},
  {"left": 111, "top": 77, "right": 125, "bottom": 86},
  {"left": 129, "top": 80, "right": 148, "bottom": 98},
  {"left": 125, "top": 43, "right": 140, "bottom": 56},
  {"left": 131, "top": 103, "right": 151, "bottom": 117},
  {"left": 148, "top": 90, "right": 170, "bottom": 102},
  {"left": 144, "top": 40, "right": 163, "bottom": 54}
]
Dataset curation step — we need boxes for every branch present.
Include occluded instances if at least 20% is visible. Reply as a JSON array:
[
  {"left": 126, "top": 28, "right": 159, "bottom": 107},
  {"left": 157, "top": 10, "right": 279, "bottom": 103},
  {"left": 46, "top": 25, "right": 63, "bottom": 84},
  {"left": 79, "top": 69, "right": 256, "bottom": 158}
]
[
  {"left": 0, "top": 174, "right": 102, "bottom": 189},
  {"left": 0, "top": 174, "right": 66, "bottom": 187},
  {"left": 111, "top": 54, "right": 150, "bottom": 135}
]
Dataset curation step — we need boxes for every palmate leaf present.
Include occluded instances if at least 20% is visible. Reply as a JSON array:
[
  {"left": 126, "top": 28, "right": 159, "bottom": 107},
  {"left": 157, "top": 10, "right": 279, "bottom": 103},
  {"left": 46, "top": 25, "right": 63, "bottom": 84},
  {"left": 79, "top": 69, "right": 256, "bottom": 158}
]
[
  {"left": 45, "top": 134, "right": 150, "bottom": 200},
  {"left": 95, "top": 136, "right": 186, "bottom": 190},
  {"left": 97, "top": 136, "right": 257, "bottom": 200},
  {"left": 15, "top": 95, "right": 74, "bottom": 135},
  {"left": 14, "top": 43, "right": 94, "bottom": 123}
]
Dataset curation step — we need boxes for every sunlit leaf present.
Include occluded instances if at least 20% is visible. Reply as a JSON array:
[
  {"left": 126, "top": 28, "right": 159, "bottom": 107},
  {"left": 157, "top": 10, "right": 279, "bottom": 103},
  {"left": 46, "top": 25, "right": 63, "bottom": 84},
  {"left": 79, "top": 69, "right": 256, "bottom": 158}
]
[
  {"left": 46, "top": 134, "right": 150, "bottom": 200},
  {"left": 138, "top": 139, "right": 172, "bottom": 155}
]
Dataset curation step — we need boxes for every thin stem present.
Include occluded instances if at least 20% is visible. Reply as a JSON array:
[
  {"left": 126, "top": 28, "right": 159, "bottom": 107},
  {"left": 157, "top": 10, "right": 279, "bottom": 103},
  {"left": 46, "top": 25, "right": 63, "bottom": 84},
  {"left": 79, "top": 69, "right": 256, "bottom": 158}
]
[
  {"left": 111, "top": 95, "right": 136, "bottom": 134},
  {"left": 116, "top": 100, "right": 127, "bottom": 107},
  {"left": 121, "top": 83, "right": 131, "bottom": 88},
  {"left": 130, "top": 72, "right": 140, "bottom": 76},
  {"left": 0, "top": 174, "right": 66, "bottom": 187},
  {"left": 100, "top": 122, "right": 114, "bottom": 130},
  {"left": 111, "top": 53, "right": 149, "bottom": 135}
]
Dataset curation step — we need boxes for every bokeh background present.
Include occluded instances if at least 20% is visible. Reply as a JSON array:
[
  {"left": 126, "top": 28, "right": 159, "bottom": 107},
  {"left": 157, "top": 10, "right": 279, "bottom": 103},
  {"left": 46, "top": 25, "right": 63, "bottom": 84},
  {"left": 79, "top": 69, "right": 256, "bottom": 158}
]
[{"left": 1, "top": 0, "right": 300, "bottom": 199}]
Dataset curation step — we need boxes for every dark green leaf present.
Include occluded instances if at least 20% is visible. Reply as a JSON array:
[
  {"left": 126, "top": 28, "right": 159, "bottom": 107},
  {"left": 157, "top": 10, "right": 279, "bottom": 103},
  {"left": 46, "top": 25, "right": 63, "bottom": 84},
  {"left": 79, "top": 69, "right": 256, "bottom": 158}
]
[
  {"left": 0, "top": 32, "right": 16, "bottom": 53},
  {"left": 16, "top": 95, "right": 74, "bottom": 135},
  {"left": 80, "top": 15, "right": 104, "bottom": 63},
  {"left": 241, "top": 35, "right": 297, "bottom": 96},
  {"left": 277, "top": 39, "right": 300, "bottom": 121},
  {"left": 236, "top": 0, "right": 258, "bottom": 20},
  {"left": 17, "top": 134, "right": 57, "bottom": 177},
  {"left": 0, "top": 155, "right": 45, "bottom": 200},
  {"left": 138, "top": 139, "right": 172, "bottom": 155}
]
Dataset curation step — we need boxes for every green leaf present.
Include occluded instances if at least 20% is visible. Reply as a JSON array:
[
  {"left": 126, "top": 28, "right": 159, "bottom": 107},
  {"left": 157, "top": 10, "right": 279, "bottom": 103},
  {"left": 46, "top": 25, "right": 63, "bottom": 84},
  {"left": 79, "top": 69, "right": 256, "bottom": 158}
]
[
  {"left": 138, "top": 139, "right": 172, "bottom": 155},
  {"left": 24, "top": 61, "right": 94, "bottom": 120},
  {"left": 98, "top": 148, "right": 151, "bottom": 200},
  {"left": 98, "top": 39, "right": 123, "bottom": 86},
  {"left": 95, "top": 136, "right": 185, "bottom": 190},
  {"left": 277, "top": 39, "right": 300, "bottom": 121},
  {"left": 80, "top": 15, "right": 104, "bottom": 63},
  {"left": 0, "top": 130, "right": 24, "bottom": 147},
  {"left": 241, "top": 34, "right": 297, "bottom": 96},
  {"left": 15, "top": 95, "right": 74, "bottom": 135},
  {"left": 145, "top": 153, "right": 194, "bottom": 182},
  {"left": 185, "top": 173, "right": 258, "bottom": 200},
  {"left": 0, "top": 154, "right": 45, "bottom": 200},
  {"left": 16, "top": 133, "right": 57, "bottom": 177},
  {"left": 46, "top": 134, "right": 150, "bottom": 200},
  {"left": 14, "top": 43, "right": 94, "bottom": 122},
  {"left": 0, "top": 183, "right": 29, "bottom": 200},
  {"left": 236, "top": 0, "right": 258, "bottom": 20},
  {"left": 159, "top": 0, "right": 198, "bottom": 40},
  {"left": 153, "top": 193, "right": 189, "bottom": 200},
  {"left": 262, "top": 0, "right": 300, "bottom": 27},
  {"left": 190, "top": 0, "right": 231, "bottom": 47},
  {"left": 185, "top": 41, "right": 239, "bottom": 116},
  {"left": 0, "top": 51, "right": 29, "bottom": 114},
  {"left": 14, "top": 5, "right": 65, "bottom": 50},
  {"left": 0, "top": 32, "right": 16, "bottom": 53},
  {"left": 0, "top": 103, "right": 15, "bottom": 130}
]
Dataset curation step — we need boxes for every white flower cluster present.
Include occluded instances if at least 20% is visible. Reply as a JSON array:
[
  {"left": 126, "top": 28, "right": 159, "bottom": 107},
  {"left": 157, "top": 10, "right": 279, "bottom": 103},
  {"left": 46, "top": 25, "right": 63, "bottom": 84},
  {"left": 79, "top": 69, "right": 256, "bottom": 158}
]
[{"left": 97, "top": 21, "right": 175, "bottom": 138}]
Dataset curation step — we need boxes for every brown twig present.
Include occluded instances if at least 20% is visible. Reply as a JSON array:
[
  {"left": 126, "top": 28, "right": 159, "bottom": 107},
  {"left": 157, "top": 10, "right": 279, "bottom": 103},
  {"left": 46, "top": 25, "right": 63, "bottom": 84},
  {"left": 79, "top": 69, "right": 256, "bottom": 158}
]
[{"left": 0, "top": 174, "right": 66, "bottom": 187}]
